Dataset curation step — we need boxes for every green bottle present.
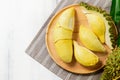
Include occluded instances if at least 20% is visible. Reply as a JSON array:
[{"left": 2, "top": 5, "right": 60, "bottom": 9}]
[{"left": 110, "top": 0, "right": 120, "bottom": 46}]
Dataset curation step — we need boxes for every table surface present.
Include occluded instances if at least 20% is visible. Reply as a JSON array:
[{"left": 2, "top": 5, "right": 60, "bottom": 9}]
[{"left": 0, "top": 0, "right": 62, "bottom": 80}]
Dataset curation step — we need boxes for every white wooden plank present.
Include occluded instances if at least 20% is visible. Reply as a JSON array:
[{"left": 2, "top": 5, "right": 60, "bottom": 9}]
[{"left": 6, "top": 0, "right": 62, "bottom": 80}]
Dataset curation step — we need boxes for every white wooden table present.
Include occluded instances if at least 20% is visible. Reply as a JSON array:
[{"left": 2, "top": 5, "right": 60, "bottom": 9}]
[{"left": 0, "top": 0, "right": 62, "bottom": 80}]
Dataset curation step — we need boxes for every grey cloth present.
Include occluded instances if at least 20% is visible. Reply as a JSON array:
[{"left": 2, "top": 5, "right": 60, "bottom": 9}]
[{"left": 26, "top": 0, "right": 111, "bottom": 80}]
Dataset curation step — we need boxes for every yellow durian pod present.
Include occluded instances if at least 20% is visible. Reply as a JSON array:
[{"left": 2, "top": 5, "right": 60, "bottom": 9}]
[
  {"left": 79, "top": 25, "right": 106, "bottom": 52},
  {"left": 53, "top": 7, "right": 75, "bottom": 63},
  {"left": 73, "top": 41, "right": 99, "bottom": 66},
  {"left": 86, "top": 13, "right": 106, "bottom": 43}
]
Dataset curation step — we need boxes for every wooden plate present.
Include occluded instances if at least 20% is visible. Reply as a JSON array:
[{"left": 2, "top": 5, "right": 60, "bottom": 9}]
[{"left": 45, "top": 4, "right": 111, "bottom": 74}]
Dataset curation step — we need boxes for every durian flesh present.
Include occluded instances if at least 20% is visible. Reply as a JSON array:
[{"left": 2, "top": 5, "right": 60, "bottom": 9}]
[
  {"left": 57, "top": 7, "right": 75, "bottom": 31},
  {"left": 74, "top": 41, "right": 99, "bottom": 66},
  {"left": 79, "top": 2, "right": 118, "bottom": 49},
  {"left": 86, "top": 13, "right": 106, "bottom": 43},
  {"left": 55, "top": 40, "right": 73, "bottom": 63},
  {"left": 53, "top": 8, "right": 75, "bottom": 63},
  {"left": 53, "top": 26, "right": 72, "bottom": 42},
  {"left": 52, "top": 2, "right": 117, "bottom": 66},
  {"left": 79, "top": 25, "right": 106, "bottom": 52}
]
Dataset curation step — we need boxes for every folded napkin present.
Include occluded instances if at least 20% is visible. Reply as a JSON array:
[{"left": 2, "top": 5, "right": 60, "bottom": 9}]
[{"left": 26, "top": 0, "right": 111, "bottom": 80}]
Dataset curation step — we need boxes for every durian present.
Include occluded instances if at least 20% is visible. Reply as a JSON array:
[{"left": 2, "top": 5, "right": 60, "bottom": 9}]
[
  {"left": 55, "top": 40, "right": 73, "bottom": 63},
  {"left": 86, "top": 13, "right": 106, "bottom": 43},
  {"left": 100, "top": 47, "right": 120, "bottom": 80},
  {"left": 74, "top": 41, "right": 99, "bottom": 66},
  {"left": 57, "top": 7, "right": 75, "bottom": 30},
  {"left": 52, "top": 2, "right": 118, "bottom": 66},
  {"left": 79, "top": 25, "right": 106, "bottom": 52},
  {"left": 53, "top": 8, "right": 75, "bottom": 63},
  {"left": 53, "top": 26, "right": 72, "bottom": 42},
  {"left": 79, "top": 2, "right": 118, "bottom": 49}
]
